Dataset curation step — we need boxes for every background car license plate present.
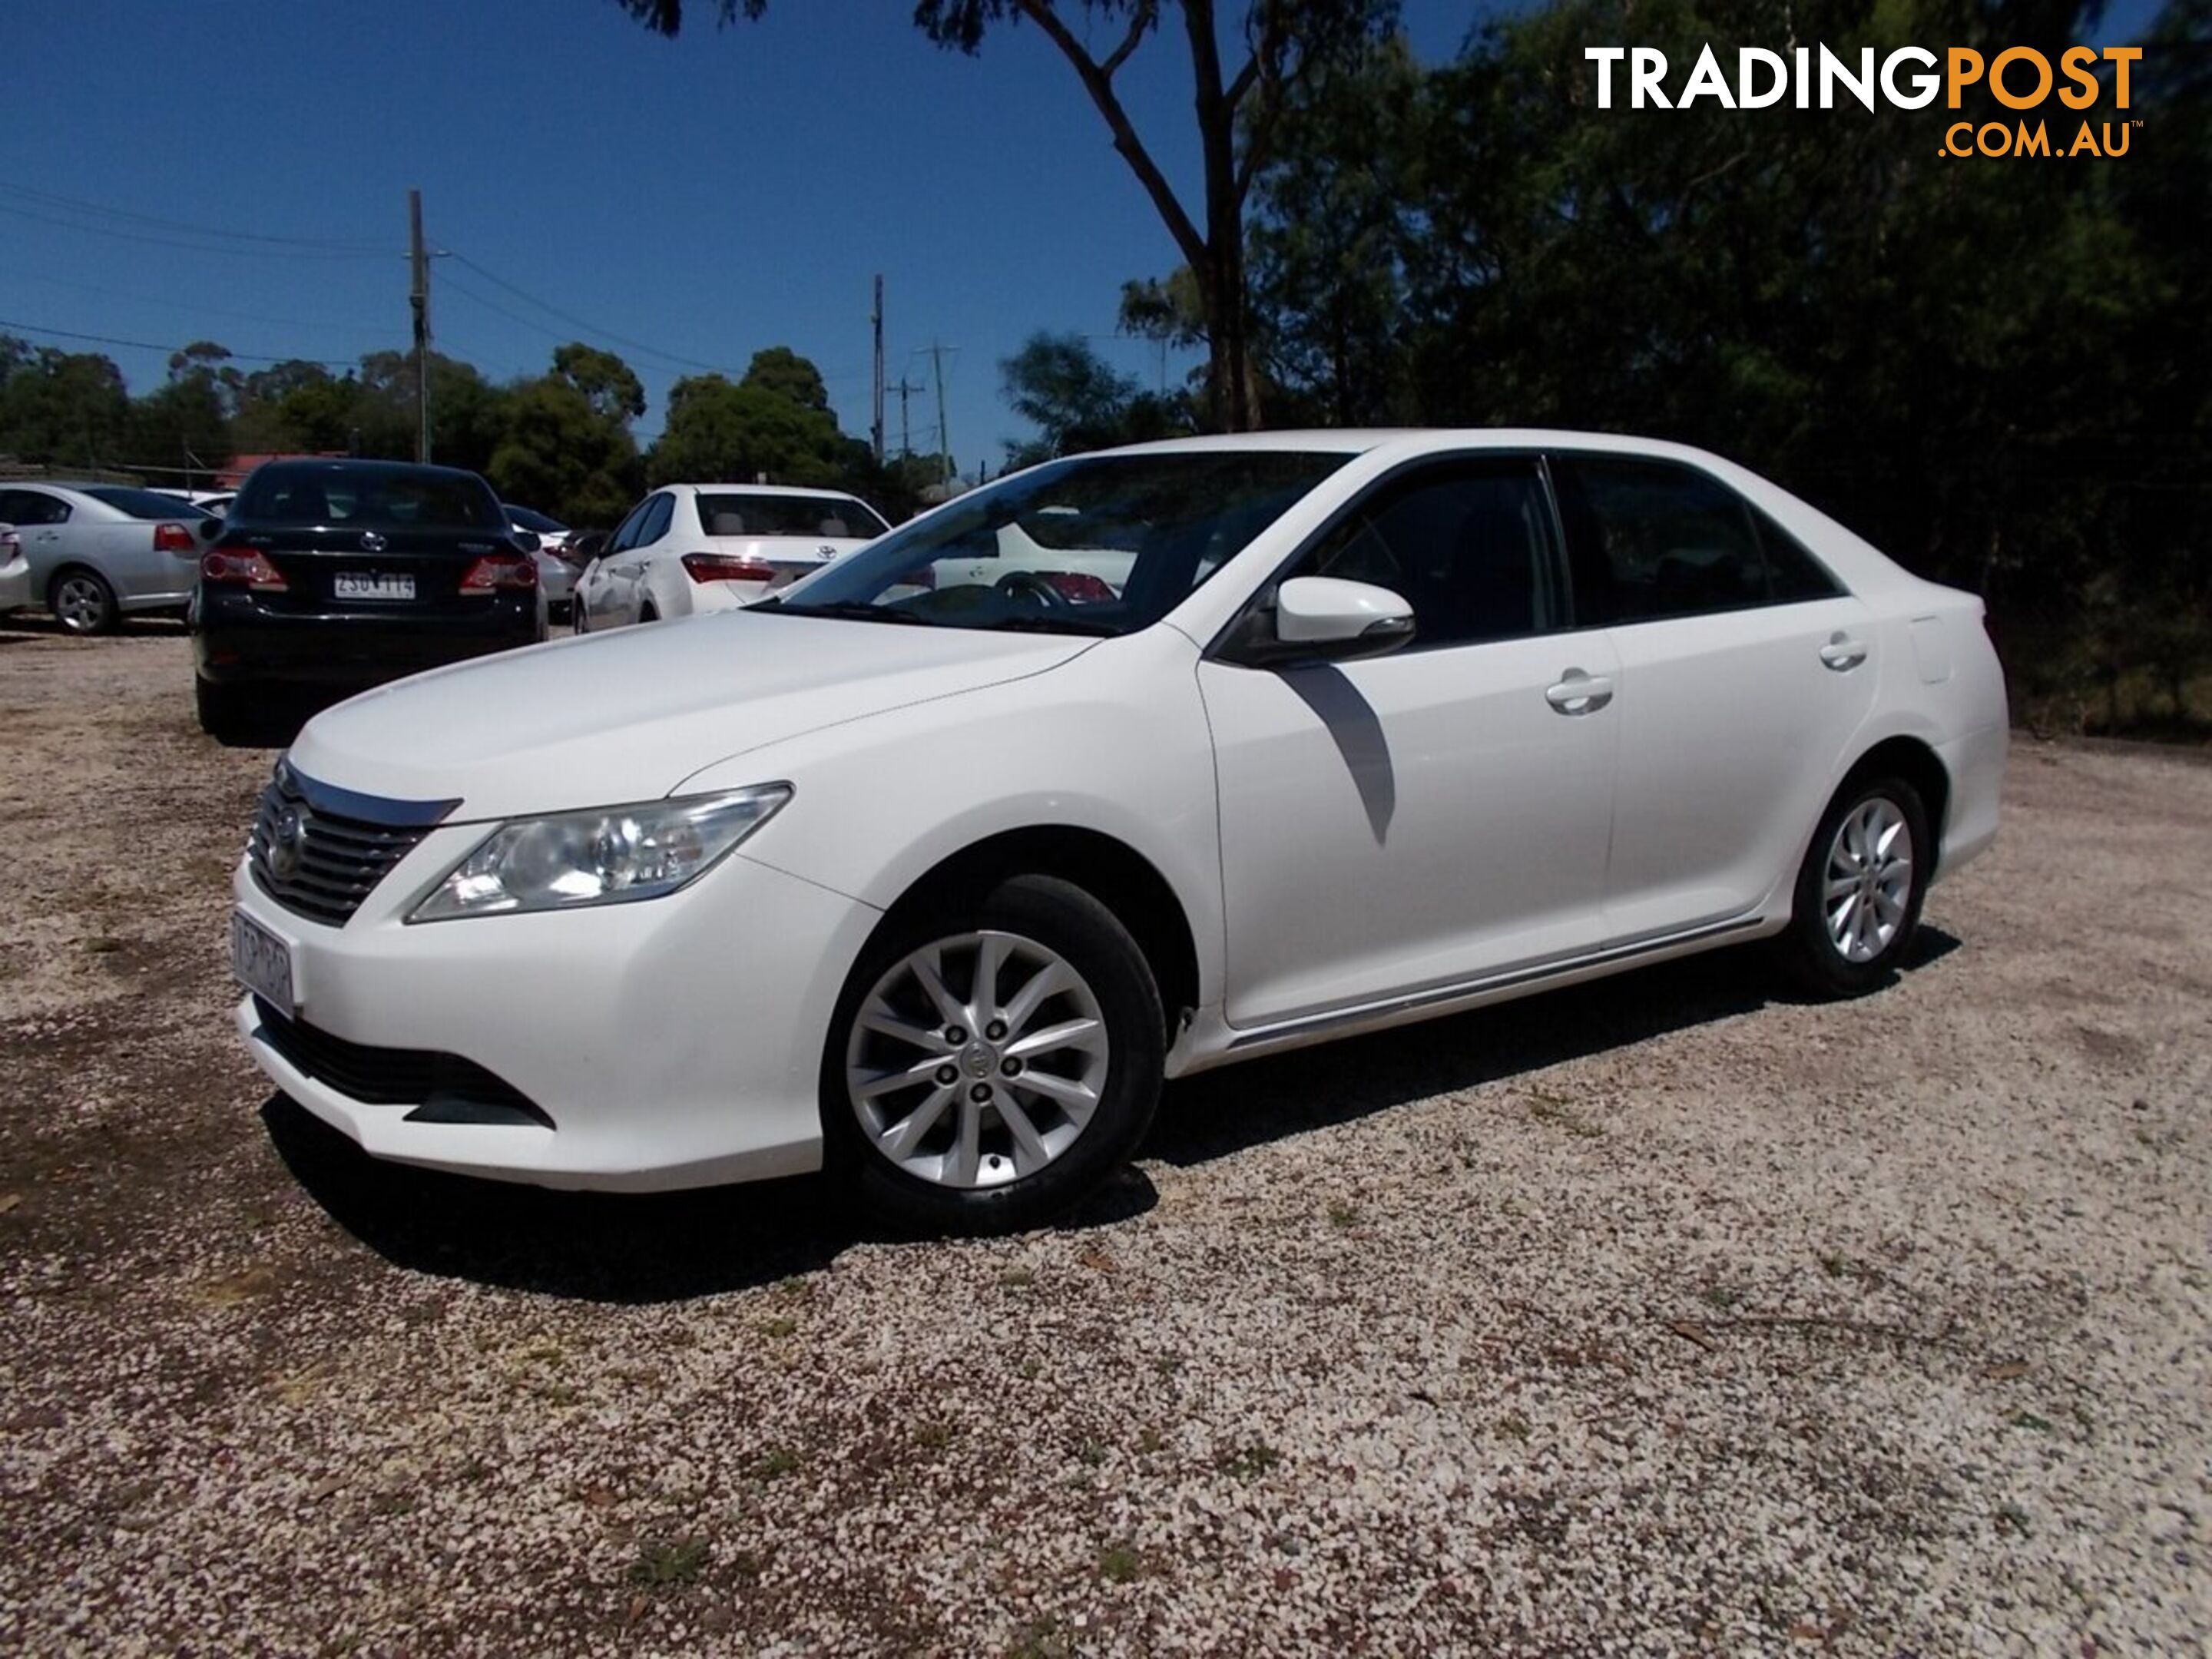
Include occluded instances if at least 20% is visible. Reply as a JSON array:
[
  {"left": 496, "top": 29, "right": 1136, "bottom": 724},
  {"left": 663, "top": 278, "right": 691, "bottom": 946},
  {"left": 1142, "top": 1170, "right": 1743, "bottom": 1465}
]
[
  {"left": 335, "top": 571, "right": 413, "bottom": 600},
  {"left": 231, "top": 910, "right": 294, "bottom": 1017}
]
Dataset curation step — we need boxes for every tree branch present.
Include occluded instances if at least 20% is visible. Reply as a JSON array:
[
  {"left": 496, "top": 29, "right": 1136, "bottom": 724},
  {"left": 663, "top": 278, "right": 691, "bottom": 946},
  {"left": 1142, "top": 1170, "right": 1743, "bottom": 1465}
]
[
  {"left": 1015, "top": 0, "right": 1210, "bottom": 271},
  {"left": 1101, "top": 0, "right": 1155, "bottom": 79}
]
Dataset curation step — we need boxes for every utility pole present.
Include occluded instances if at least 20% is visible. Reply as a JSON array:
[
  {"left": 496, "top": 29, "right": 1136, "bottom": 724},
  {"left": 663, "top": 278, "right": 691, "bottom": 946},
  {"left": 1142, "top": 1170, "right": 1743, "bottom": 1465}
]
[
  {"left": 894, "top": 376, "right": 924, "bottom": 459},
  {"left": 409, "top": 189, "right": 430, "bottom": 463},
  {"left": 929, "top": 341, "right": 951, "bottom": 485},
  {"left": 870, "top": 275, "right": 886, "bottom": 465}
]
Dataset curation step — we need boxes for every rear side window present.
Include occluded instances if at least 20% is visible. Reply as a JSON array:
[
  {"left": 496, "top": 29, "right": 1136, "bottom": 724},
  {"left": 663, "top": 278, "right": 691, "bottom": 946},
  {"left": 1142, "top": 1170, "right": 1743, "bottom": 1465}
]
[
  {"left": 697, "top": 493, "right": 889, "bottom": 539},
  {"left": 237, "top": 467, "right": 505, "bottom": 529},
  {"left": 1553, "top": 455, "right": 1841, "bottom": 621},
  {"left": 0, "top": 489, "right": 71, "bottom": 525},
  {"left": 82, "top": 486, "right": 210, "bottom": 520},
  {"left": 1282, "top": 458, "right": 1563, "bottom": 649}
]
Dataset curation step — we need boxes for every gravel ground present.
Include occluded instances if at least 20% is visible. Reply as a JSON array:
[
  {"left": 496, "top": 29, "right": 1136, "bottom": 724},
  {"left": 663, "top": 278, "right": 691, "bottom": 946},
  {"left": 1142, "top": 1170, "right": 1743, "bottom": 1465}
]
[{"left": 1, "top": 618, "right": 2207, "bottom": 1657}]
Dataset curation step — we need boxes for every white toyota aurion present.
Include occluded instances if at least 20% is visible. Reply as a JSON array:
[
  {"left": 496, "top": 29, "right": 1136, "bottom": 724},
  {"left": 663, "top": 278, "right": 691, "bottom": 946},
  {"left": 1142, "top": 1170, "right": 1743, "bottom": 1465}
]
[{"left": 229, "top": 432, "right": 2007, "bottom": 1230}]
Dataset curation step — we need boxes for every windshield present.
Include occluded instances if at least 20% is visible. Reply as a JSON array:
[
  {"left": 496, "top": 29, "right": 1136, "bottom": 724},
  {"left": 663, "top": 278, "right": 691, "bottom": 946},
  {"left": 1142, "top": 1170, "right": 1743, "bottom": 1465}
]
[
  {"left": 697, "top": 492, "right": 889, "bottom": 540},
  {"left": 762, "top": 451, "right": 1348, "bottom": 637},
  {"left": 87, "top": 486, "right": 212, "bottom": 520},
  {"left": 237, "top": 464, "right": 505, "bottom": 529}
]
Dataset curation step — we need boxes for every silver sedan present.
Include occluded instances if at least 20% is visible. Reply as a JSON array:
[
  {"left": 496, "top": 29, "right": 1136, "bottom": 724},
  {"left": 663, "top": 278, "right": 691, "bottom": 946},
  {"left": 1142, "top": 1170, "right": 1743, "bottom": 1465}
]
[{"left": 0, "top": 482, "right": 214, "bottom": 634}]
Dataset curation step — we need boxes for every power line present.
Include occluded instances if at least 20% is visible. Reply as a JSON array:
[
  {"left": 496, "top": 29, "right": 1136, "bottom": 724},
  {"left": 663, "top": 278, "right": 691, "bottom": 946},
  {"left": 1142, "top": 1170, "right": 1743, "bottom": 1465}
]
[
  {"left": 442, "top": 250, "right": 737, "bottom": 376},
  {"left": 0, "top": 200, "right": 393, "bottom": 261},
  {"left": 0, "top": 262, "right": 389, "bottom": 342},
  {"left": 0, "top": 180, "right": 390, "bottom": 253},
  {"left": 0, "top": 317, "right": 357, "bottom": 367}
]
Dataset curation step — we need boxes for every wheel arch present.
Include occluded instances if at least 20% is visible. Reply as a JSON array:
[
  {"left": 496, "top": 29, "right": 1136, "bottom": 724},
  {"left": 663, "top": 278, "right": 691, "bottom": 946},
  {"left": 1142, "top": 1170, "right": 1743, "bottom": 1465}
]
[
  {"left": 867, "top": 825, "right": 1201, "bottom": 1038},
  {"left": 1840, "top": 735, "right": 1951, "bottom": 872}
]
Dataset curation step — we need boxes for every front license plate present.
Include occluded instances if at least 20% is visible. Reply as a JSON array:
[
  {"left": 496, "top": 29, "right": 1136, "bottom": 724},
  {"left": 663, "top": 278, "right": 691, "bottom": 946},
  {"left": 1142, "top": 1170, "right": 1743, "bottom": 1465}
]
[
  {"left": 231, "top": 909, "right": 295, "bottom": 1018},
  {"left": 334, "top": 571, "right": 414, "bottom": 601}
]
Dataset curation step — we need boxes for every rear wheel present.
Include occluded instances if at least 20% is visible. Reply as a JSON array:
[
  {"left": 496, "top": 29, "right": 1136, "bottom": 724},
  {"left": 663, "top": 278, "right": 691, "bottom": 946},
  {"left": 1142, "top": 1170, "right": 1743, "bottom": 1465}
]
[
  {"left": 823, "top": 874, "right": 1164, "bottom": 1233},
  {"left": 1783, "top": 775, "right": 1931, "bottom": 997},
  {"left": 50, "top": 568, "right": 118, "bottom": 636}
]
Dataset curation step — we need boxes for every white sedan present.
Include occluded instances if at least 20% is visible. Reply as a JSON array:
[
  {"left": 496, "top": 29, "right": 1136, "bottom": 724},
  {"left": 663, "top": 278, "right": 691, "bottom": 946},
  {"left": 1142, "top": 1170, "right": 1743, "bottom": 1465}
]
[
  {"left": 226, "top": 430, "right": 2006, "bottom": 1232},
  {"left": 573, "top": 483, "right": 889, "bottom": 630}
]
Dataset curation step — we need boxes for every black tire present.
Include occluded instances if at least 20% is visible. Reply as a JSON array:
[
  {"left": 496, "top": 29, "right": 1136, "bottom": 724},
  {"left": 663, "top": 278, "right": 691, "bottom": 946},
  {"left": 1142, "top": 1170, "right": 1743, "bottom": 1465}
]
[
  {"left": 194, "top": 676, "right": 248, "bottom": 741},
  {"left": 637, "top": 604, "right": 658, "bottom": 624},
  {"left": 821, "top": 873, "right": 1165, "bottom": 1234},
  {"left": 49, "top": 567, "right": 118, "bottom": 636},
  {"left": 1782, "top": 774, "right": 1932, "bottom": 997}
]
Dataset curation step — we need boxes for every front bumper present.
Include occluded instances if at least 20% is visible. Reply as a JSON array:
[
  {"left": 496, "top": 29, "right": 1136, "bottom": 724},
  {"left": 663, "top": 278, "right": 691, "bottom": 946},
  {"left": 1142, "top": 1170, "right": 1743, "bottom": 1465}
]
[{"left": 230, "top": 834, "right": 881, "bottom": 1190}]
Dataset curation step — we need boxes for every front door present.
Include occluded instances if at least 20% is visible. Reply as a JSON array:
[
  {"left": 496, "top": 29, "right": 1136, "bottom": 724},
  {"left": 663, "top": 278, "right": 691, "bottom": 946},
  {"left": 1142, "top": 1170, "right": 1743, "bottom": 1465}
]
[{"left": 1200, "top": 455, "right": 1621, "bottom": 1029}]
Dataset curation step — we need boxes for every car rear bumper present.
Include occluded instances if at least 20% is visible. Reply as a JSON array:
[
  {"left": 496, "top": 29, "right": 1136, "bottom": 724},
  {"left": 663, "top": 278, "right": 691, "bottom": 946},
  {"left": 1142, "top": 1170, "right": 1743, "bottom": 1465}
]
[
  {"left": 1933, "top": 722, "right": 2007, "bottom": 879},
  {"left": 228, "top": 842, "right": 882, "bottom": 1191},
  {"left": 0, "top": 556, "right": 28, "bottom": 612},
  {"left": 194, "top": 597, "right": 541, "bottom": 686}
]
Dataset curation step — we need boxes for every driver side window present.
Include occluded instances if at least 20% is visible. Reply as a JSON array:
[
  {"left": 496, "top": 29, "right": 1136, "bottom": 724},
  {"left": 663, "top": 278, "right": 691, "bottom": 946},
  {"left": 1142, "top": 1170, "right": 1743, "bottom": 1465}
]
[{"left": 1283, "top": 459, "right": 1565, "bottom": 650}]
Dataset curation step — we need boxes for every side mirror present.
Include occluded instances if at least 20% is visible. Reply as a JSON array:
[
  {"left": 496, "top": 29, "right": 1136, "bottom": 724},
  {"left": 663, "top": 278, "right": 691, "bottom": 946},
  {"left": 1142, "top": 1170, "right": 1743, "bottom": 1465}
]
[{"left": 1221, "top": 575, "right": 1415, "bottom": 667}]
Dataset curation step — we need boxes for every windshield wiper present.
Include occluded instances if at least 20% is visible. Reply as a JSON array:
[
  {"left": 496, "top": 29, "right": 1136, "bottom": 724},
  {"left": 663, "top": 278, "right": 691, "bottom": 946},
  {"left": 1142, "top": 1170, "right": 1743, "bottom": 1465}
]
[
  {"left": 972, "top": 613, "right": 1121, "bottom": 637},
  {"left": 756, "top": 601, "right": 936, "bottom": 626}
]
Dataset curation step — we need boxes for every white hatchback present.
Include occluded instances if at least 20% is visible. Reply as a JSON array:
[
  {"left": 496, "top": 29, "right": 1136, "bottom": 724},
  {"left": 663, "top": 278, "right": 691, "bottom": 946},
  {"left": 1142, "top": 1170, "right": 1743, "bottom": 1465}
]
[
  {"left": 228, "top": 431, "right": 2006, "bottom": 1231},
  {"left": 574, "top": 483, "right": 889, "bottom": 631}
]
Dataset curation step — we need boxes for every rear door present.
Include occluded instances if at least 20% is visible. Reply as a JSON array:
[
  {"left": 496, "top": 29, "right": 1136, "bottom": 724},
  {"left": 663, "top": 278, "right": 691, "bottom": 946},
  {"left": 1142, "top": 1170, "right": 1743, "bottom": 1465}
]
[
  {"left": 1549, "top": 452, "right": 1879, "bottom": 943},
  {"left": 0, "top": 488, "right": 75, "bottom": 593}
]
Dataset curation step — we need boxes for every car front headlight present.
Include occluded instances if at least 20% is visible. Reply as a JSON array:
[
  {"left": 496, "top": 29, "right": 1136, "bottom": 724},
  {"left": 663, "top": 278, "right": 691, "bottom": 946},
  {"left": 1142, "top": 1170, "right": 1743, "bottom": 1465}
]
[{"left": 408, "top": 785, "right": 790, "bottom": 922}]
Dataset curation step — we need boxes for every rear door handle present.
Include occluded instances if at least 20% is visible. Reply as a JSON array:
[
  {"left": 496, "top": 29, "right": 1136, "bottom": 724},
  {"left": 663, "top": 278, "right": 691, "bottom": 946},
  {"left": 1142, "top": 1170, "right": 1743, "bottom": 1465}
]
[
  {"left": 1820, "top": 634, "right": 1867, "bottom": 671},
  {"left": 1545, "top": 671, "right": 1614, "bottom": 715}
]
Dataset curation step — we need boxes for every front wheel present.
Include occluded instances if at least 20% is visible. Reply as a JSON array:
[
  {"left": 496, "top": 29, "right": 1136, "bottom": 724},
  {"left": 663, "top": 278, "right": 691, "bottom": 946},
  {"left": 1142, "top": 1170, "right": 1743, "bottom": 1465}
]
[
  {"left": 822, "top": 874, "right": 1164, "bottom": 1233},
  {"left": 1783, "top": 775, "right": 1932, "bottom": 997}
]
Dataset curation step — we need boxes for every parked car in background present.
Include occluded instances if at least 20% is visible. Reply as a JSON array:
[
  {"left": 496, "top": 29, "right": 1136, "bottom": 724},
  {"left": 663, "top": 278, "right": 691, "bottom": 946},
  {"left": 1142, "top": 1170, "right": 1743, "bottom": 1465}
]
[
  {"left": 153, "top": 488, "right": 237, "bottom": 517},
  {"left": 0, "top": 525, "right": 28, "bottom": 614},
  {"left": 505, "top": 505, "right": 576, "bottom": 623},
  {"left": 190, "top": 459, "right": 544, "bottom": 739},
  {"left": 562, "top": 528, "right": 609, "bottom": 570},
  {"left": 0, "top": 482, "right": 214, "bottom": 634},
  {"left": 573, "top": 485, "right": 889, "bottom": 631},
  {"left": 224, "top": 430, "right": 2005, "bottom": 1233}
]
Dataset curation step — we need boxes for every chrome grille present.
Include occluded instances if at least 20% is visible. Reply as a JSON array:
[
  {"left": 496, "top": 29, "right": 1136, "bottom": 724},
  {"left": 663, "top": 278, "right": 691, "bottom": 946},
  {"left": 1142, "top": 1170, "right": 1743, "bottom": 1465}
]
[{"left": 247, "top": 769, "right": 433, "bottom": 926}]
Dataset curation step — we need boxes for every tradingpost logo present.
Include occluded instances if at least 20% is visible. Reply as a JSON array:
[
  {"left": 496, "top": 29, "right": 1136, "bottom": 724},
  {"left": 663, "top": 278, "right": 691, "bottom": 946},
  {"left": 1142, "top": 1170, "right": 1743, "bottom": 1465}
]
[{"left": 1584, "top": 44, "right": 2144, "bottom": 157}]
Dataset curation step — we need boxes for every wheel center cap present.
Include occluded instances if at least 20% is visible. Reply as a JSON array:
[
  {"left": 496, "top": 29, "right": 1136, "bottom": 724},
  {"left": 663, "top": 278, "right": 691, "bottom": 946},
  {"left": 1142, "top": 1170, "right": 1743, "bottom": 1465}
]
[{"left": 960, "top": 1041, "right": 996, "bottom": 1081}]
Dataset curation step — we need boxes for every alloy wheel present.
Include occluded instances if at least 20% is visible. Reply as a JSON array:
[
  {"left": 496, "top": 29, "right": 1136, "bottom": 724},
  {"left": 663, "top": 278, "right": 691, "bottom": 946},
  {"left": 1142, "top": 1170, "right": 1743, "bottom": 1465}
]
[
  {"left": 845, "top": 929, "right": 1110, "bottom": 1190},
  {"left": 1823, "top": 796, "right": 1914, "bottom": 964},
  {"left": 53, "top": 575, "right": 110, "bottom": 634}
]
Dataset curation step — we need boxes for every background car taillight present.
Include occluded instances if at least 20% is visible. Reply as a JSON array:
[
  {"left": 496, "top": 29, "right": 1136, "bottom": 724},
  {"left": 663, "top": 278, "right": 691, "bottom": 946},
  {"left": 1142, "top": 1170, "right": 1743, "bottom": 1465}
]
[
  {"left": 681, "top": 553, "right": 775, "bottom": 584},
  {"left": 154, "top": 522, "right": 197, "bottom": 554},
  {"left": 199, "top": 549, "right": 289, "bottom": 591},
  {"left": 1043, "top": 571, "right": 1114, "bottom": 604},
  {"left": 459, "top": 552, "right": 538, "bottom": 593},
  {"left": 0, "top": 528, "right": 21, "bottom": 560}
]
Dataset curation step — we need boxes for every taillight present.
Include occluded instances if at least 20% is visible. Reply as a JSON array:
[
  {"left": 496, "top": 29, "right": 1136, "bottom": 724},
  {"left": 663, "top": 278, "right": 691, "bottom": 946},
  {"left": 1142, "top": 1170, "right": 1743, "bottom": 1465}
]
[
  {"left": 459, "top": 553, "right": 538, "bottom": 593},
  {"left": 154, "top": 522, "right": 197, "bottom": 554},
  {"left": 682, "top": 553, "right": 775, "bottom": 584},
  {"left": 199, "top": 549, "right": 288, "bottom": 591}
]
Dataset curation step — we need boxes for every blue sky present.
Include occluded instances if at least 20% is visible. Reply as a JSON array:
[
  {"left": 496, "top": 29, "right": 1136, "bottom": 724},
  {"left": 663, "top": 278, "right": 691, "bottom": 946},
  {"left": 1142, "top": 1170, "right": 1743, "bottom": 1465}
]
[{"left": 1, "top": 0, "right": 2165, "bottom": 485}]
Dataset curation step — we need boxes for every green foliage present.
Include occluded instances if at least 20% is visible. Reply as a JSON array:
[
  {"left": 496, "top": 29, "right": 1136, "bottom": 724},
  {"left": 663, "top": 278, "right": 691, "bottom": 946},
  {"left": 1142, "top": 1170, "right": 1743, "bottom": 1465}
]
[
  {"left": 741, "top": 346, "right": 829, "bottom": 412},
  {"left": 488, "top": 377, "right": 642, "bottom": 526},
  {"left": 647, "top": 355, "right": 865, "bottom": 488},
  {"left": 0, "top": 339, "right": 133, "bottom": 468},
  {"left": 1229, "top": 0, "right": 2208, "bottom": 733},
  {"left": 999, "top": 331, "right": 1193, "bottom": 465},
  {"left": 552, "top": 342, "right": 646, "bottom": 424}
]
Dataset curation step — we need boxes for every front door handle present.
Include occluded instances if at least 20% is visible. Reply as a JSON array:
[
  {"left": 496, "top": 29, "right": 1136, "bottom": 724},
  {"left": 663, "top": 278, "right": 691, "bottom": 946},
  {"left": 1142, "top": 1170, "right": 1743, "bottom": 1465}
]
[
  {"left": 1820, "top": 634, "right": 1868, "bottom": 671},
  {"left": 1545, "top": 670, "right": 1614, "bottom": 715}
]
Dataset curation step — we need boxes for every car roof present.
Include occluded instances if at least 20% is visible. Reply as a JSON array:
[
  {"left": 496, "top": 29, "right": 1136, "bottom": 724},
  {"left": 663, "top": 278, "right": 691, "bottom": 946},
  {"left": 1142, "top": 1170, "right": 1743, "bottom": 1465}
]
[
  {"left": 663, "top": 482, "right": 868, "bottom": 501},
  {"left": 1098, "top": 428, "right": 1747, "bottom": 469},
  {"left": 248, "top": 459, "right": 489, "bottom": 484}
]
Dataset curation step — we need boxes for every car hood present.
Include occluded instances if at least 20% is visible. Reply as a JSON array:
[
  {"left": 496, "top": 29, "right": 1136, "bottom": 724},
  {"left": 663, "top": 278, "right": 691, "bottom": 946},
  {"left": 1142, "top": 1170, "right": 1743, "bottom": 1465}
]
[{"left": 286, "top": 610, "right": 1095, "bottom": 820}]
